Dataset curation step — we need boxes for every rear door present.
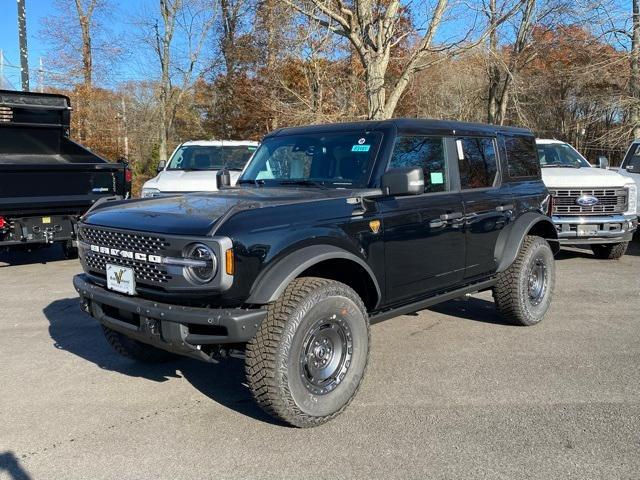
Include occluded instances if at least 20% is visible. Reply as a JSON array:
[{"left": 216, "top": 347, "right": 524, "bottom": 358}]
[
  {"left": 380, "top": 135, "right": 466, "bottom": 304},
  {"left": 455, "top": 136, "right": 513, "bottom": 280}
]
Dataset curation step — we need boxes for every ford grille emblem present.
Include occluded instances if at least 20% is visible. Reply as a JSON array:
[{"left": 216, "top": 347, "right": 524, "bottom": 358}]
[{"left": 576, "top": 195, "right": 599, "bottom": 207}]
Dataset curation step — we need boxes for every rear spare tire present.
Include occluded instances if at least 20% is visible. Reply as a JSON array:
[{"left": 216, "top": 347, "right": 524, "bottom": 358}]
[
  {"left": 245, "top": 277, "right": 369, "bottom": 428},
  {"left": 493, "top": 235, "right": 555, "bottom": 326}
]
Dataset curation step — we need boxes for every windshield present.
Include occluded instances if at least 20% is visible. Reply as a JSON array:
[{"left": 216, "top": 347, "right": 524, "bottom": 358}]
[
  {"left": 166, "top": 144, "right": 258, "bottom": 171},
  {"left": 537, "top": 143, "right": 590, "bottom": 168},
  {"left": 239, "top": 131, "right": 382, "bottom": 187}
]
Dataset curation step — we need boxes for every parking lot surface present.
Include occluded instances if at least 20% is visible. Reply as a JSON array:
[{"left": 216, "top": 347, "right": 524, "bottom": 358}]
[{"left": 1, "top": 242, "right": 639, "bottom": 480}]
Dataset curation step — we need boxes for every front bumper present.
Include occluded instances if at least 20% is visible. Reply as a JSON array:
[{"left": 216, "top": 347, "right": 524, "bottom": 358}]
[
  {"left": 552, "top": 214, "right": 638, "bottom": 245},
  {"left": 73, "top": 274, "right": 266, "bottom": 362}
]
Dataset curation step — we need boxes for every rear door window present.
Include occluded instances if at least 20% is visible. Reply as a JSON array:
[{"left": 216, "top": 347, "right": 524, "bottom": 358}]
[
  {"left": 389, "top": 136, "right": 448, "bottom": 193},
  {"left": 457, "top": 137, "right": 498, "bottom": 189}
]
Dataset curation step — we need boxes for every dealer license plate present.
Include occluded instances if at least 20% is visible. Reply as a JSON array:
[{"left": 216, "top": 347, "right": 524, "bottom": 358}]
[
  {"left": 577, "top": 225, "right": 598, "bottom": 237},
  {"left": 106, "top": 264, "right": 136, "bottom": 295}
]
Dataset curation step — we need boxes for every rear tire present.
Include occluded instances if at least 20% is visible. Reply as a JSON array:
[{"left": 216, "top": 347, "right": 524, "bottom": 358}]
[
  {"left": 245, "top": 277, "right": 369, "bottom": 428},
  {"left": 591, "top": 242, "right": 628, "bottom": 260},
  {"left": 493, "top": 235, "right": 555, "bottom": 326},
  {"left": 102, "top": 326, "right": 176, "bottom": 363}
]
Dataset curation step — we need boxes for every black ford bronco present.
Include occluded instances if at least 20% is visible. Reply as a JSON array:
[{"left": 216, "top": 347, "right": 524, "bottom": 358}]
[{"left": 73, "top": 119, "right": 558, "bottom": 427}]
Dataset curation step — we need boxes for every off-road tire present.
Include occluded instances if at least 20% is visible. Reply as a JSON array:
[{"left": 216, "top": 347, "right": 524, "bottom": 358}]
[
  {"left": 591, "top": 242, "right": 628, "bottom": 260},
  {"left": 493, "top": 235, "right": 555, "bottom": 326},
  {"left": 102, "top": 325, "right": 176, "bottom": 363},
  {"left": 245, "top": 277, "right": 370, "bottom": 428}
]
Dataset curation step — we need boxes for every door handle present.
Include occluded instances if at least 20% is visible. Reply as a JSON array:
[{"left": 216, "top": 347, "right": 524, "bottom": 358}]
[
  {"left": 495, "top": 204, "right": 514, "bottom": 212},
  {"left": 440, "top": 212, "right": 463, "bottom": 221}
]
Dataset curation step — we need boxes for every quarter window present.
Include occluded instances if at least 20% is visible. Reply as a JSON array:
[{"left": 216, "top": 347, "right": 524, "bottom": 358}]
[
  {"left": 389, "top": 136, "right": 447, "bottom": 193},
  {"left": 457, "top": 137, "right": 498, "bottom": 189},
  {"left": 503, "top": 135, "right": 539, "bottom": 178}
]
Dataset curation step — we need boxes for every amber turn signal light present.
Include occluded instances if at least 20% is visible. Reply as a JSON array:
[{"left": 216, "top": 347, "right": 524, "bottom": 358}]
[{"left": 225, "top": 248, "right": 234, "bottom": 275}]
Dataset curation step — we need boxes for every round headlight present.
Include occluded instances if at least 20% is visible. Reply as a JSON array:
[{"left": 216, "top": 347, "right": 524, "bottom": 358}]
[{"left": 184, "top": 243, "right": 217, "bottom": 284}]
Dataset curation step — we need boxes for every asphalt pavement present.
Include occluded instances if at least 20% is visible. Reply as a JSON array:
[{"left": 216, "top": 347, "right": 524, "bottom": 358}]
[{"left": 1, "top": 241, "right": 639, "bottom": 479}]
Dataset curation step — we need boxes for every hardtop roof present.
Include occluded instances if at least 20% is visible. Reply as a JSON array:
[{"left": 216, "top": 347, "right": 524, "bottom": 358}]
[{"left": 265, "top": 118, "right": 533, "bottom": 138}]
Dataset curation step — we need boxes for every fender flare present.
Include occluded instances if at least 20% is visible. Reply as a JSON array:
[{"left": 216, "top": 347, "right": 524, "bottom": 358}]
[
  {"left": 495, "top": 212, "right": 558, "bottom": 273},
  {"left": 246, "top": 244, "right": 382, "bottom": 305}
]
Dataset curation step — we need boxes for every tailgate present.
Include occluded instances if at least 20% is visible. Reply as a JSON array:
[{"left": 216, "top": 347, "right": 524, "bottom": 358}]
[{"left": 0, "top": 163, "right": 126, "bottom": 215}]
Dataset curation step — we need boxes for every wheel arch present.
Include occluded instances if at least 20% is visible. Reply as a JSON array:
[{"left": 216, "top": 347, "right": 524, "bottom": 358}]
[
  {"left": 495, "top": 212, "right": 559, "bottom": 273},
  {"left": 246, "top": 245, "right": 381, "bottom": 311}
]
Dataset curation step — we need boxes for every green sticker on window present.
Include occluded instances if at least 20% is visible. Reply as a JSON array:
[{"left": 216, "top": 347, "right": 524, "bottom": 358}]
[
  {"left": 248, "top": 146, "right": 257, "bottom": 151},
  {"left": 430, "top": 172, "right": 444, "bottom": 184},
  {"left": 352, "top": 145, "right": 371, "bottom": 152}
]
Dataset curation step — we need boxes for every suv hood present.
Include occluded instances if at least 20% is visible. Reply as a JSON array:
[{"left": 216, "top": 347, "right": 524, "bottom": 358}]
[
  {"left": 143, "top": 170, "right": 242, "bottom": 193},
  {"left": 84, "top": 187, "right": 370, "bottom": 236},
  {"left": 541, "top": 167, "right": 634, "bottom": 189}
]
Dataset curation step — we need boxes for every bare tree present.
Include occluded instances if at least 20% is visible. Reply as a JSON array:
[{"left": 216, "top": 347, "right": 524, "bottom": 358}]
[
  {"left": 631, "top": 0, "right": 640, "bottom": 138},
  {"left": 74, "top": 0, "right": 99, "bottom": 88},
  {"left": 286, "top": 0, "right": 522, "bottom": 120},
  {"left": 144, "top": 0, "right": 215, "bottom": 160}
]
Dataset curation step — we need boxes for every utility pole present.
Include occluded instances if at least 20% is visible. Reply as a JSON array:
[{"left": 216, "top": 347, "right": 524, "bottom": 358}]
[
  {"left": 38, "top": 57, "right": 44, "bottom": 92},
  {"left": 121, "top": 96, "right": 129, "bottom": 159},
  {"left": 17, "top": 0, "right": 29, "bottom": 91},
  {"left": 0, "top": 50, "right": 4, "bottom": 89}
]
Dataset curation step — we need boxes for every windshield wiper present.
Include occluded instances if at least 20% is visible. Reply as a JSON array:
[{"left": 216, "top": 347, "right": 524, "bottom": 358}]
[{"left": 277, "top": 180, "right": 328, "bottom": 189}]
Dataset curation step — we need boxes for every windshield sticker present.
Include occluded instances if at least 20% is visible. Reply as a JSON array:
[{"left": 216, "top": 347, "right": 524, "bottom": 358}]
[
  {"left": 430, "top": 172, "right": 444, "bottom": 184},
  {"left": 248, "top": 146, "right": 257, "bottom": 151},
  {"left": 352, "top": 145, "right": 371, "bottom": 152}
]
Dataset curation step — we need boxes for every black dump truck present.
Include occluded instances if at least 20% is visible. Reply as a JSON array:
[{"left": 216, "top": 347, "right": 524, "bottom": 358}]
[
  {"left": 0, "top": 89, "right": 131, "bottom": 257},
  {"left": 73, "top": 119, "right": 558, "bottom": 427}
]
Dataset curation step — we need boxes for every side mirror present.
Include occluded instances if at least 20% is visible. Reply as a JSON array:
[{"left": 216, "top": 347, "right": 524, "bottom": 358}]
[
  {"left": 597, "top": 156, "right": 609, "bottom": 169},
  {"left": 156, "top": 160, "right": 166, "bottom": 174},
  {"left": 381, "top": 168, "right": 424, "bottom": 196},
  {"left": 216, "top": 168, "right": 231, "bottom": 189}
]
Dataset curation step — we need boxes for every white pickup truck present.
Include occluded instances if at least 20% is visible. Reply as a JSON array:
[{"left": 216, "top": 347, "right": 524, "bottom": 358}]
[
  {"left": 536, "top": 139, "right": 638, "bottom": 259},
  {"left": 141, "top": 140, "right": 259, "bottom": 198}
]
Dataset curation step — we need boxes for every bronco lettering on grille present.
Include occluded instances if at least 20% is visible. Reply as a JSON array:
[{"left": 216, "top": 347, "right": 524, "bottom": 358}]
[{"left": 90, "top": 244, "right": 162, "bottom": 264}]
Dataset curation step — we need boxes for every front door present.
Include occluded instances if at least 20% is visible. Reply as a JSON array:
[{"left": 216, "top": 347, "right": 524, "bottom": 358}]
[{"left": 381, "top": 135, "right": 466, "bottom": 304}]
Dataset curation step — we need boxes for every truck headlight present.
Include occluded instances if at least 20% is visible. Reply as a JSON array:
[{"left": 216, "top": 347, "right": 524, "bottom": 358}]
[
  {"left": 183, "top": 243, "right": 217, "bottom": 284},
  {"left": 141, "top": 188, "right": 161, "bottom": 198},
  {"left": 625, "top": 183, "right": 637, "bottom": 216}
]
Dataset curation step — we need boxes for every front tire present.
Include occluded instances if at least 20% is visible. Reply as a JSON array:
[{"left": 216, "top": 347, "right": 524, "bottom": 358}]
[
  {"left": 493, "top": 235, "right": 555, "bottom": 326},
  {"left": 591, "top": 242, "right": 628, "bottom": 260},
  {"left": 102, "top": 326, "right": 176, "bottom": 363},
  {"left": 245, "top": 277, "right": 370, "bottom": 428}
]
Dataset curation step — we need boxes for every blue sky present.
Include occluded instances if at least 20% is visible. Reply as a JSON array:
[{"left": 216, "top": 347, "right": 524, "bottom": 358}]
[{"left": 0, "top": 0, "right": 633, "bottom": 91}]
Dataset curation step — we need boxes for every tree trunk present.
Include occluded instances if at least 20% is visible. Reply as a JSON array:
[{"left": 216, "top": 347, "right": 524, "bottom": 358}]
[{"left": 631, "top": 0, "right": 640, "bottom": 139}]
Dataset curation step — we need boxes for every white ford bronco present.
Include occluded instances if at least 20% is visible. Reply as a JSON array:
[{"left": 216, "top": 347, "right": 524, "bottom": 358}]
[{"left": 536, "top": 139, "right": 637, "bottom": 259}]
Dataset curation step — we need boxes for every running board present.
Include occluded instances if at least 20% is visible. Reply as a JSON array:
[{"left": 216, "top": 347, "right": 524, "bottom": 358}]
[{"left": 369, "top": 279, "right": 496, "bottom": 324}]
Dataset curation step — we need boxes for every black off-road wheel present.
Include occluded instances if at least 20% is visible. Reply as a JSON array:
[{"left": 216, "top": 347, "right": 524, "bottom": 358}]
[
  {"left": 102, "top": 326, "right": 176, "bottom": 363},
  {"left": 591, "top": 242, "right": 628, "bottom": 260},
  {"left": 493, "top": 235, "right": 555, "bottom": 326},
  {"left": 245, "top": 277, "right": 370, "bottom": 428}
]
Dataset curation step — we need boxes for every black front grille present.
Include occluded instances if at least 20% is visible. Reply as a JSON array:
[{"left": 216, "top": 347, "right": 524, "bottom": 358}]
[
  {"left": 550, "top": 189, "right": 627, "bottom": 215},
  {"left": 79, "top": 226, "right": 170, "bottom": 255},
  {"left": 79, "top": 226, "right": 173, "bottom": 286}
]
